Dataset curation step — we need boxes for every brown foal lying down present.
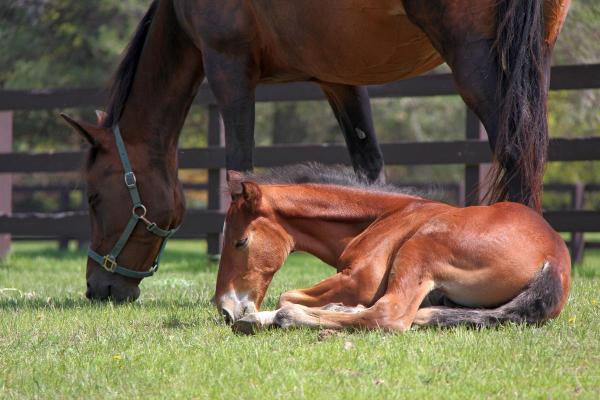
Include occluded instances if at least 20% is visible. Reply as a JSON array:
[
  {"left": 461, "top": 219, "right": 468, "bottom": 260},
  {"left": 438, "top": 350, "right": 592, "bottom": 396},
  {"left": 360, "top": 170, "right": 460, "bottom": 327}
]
[{"left": 214, "top": 165, "right": 571, "bottom": 333}]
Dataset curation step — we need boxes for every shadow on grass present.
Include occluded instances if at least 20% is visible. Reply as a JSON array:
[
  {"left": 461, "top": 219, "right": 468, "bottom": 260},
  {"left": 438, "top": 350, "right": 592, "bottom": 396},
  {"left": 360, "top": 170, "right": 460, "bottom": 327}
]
[
  {"left": 0, "top": 297, "right": 209, "bottom": 311},
  {"left": 2, "top": 247, "right": 218, "bottom": 274}
]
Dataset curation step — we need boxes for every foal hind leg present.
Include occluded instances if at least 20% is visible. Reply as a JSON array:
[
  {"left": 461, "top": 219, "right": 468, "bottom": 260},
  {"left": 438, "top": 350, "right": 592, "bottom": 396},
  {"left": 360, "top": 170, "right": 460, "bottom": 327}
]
[{"left": 320, "top": 83, "right": 385, "bottom": 183}]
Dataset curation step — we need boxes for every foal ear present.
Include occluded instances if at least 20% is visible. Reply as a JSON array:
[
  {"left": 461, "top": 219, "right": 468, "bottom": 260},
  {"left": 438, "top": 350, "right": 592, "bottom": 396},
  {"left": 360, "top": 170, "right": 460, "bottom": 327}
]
[
  {"left": 227, "top": 170, "right": 245, "bottom": 197},
  {"left": 60, "top": 113, "right": 108, "bottom": 147},
  {"left": 241, "top": 181, "right": 262, "bottom": 212}
]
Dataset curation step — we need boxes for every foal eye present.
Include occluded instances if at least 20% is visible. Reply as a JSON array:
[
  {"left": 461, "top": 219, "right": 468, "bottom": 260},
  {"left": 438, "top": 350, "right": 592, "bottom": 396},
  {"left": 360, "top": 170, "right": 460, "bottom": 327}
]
[{"left": 234, "top": 238, "right": 248, "bottom": 249}]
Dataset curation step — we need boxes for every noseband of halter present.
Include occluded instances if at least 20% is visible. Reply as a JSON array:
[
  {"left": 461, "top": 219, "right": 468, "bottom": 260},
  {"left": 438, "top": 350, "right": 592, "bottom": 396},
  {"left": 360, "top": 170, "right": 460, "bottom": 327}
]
[{"left": 87, "top": 125, "right": 179, "bottom": 279}]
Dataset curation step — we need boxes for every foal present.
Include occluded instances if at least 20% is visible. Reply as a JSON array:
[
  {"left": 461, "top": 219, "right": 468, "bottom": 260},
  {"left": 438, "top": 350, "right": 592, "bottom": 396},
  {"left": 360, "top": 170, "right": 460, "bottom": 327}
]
[
  {"left": 214, "top": 164, "right": 421, "bottom": 323},
  {"left": 214, "top": 166, "right": 571, "bottom": 333}
]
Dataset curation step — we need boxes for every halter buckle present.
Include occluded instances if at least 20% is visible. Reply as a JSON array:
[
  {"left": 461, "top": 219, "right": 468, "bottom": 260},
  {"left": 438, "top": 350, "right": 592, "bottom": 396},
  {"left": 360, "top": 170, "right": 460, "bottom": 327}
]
[
  {"left": 102, "top": 255, "right": 117, "bottom": 273},
  {"left": 124, "top": 172, "right": 137, "bottom": 188}
]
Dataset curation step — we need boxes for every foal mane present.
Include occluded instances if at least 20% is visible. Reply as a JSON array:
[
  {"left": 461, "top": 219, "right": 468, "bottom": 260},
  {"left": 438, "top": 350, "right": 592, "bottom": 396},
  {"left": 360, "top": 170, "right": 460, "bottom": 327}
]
[
  {"left": 103, "top": 0, "right": 158, "bottom": 128},
  {"left": 243, "top": 163, "right": 421, "bottom": 196}
]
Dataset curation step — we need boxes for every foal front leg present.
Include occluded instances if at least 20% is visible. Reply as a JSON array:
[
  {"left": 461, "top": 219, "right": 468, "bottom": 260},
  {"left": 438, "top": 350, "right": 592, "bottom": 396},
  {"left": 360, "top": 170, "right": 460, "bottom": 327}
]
[
  {"left": 320, "top": 83, "right": 385, "bottom": 183},
  {"left": 234, "top": 237, "right": 437, "bottom": 334}
]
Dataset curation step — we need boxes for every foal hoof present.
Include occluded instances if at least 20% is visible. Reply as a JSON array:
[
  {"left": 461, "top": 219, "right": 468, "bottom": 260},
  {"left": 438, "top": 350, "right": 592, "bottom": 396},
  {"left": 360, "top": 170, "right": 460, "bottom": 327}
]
[
  {"left": 232, "top": 313, "right": 265, "bottom": 335},
  {"left": 232, "top": 318, "right": 258, "bottom": 335}
]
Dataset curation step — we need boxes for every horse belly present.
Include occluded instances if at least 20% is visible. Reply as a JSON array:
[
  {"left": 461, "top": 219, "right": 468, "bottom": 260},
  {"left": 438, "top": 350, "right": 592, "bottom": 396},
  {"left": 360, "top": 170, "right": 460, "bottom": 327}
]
[{"left": 251, "top": 0, "right": 444, "bottom": 84}]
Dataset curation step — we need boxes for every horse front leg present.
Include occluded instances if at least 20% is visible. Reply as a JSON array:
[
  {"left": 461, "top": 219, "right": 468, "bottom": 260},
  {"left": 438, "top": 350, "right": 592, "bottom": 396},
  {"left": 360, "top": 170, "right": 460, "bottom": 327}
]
[
  {"left": 202, "top": 47, "right": 258, "bottom": 172},
  {"left": 320, "top": 83, "right": 385, "bottom": 183}
]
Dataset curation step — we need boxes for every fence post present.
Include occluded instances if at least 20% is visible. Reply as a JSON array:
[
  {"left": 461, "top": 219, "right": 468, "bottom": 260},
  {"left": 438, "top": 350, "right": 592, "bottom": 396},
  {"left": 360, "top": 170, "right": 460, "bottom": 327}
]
[
  {"left": 207, "top": 105, "right": 227, "bottom": 257},
  {"left": 0, "top": 111, "right": 13, "bottom": 258},
  {"left": 570, "top": 183, "right": 585, "bottom": 264},
  {"left": 464, "top": 108, "right": 490, "bottom": 206}
]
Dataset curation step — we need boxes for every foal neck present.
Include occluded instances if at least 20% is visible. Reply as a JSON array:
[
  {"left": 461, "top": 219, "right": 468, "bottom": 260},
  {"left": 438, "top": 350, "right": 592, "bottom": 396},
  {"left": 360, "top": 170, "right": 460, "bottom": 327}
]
[{"left": 263, "top": 184, "right": 422, "bottom": 266}]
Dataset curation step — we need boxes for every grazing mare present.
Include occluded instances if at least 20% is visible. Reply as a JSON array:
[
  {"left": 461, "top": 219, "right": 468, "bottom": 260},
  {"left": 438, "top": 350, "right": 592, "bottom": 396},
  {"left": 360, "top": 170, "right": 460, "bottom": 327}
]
[
  {"left": 63, "top": 0, "right": 570, "bottom": 300},
  {"left": 213, "top": 166, "right": 571, "bottom": 332}
]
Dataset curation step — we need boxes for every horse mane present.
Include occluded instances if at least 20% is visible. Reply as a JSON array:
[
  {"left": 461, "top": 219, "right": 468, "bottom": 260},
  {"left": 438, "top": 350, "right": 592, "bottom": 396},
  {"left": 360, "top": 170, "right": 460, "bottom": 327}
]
[
  {"left": 243, "top": 163, "right": 421, "bottom": 196},
  {"left": 103, "top": 0, "right": 158, "bottom": 128}
]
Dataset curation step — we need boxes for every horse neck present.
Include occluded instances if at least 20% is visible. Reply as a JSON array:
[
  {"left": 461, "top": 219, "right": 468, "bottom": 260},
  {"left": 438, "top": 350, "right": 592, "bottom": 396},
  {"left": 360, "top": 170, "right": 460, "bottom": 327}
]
[
  {"left": 117, "top": 0, "right": 203, "bottom": 167},
  {"left": 263, "top": 184, "right": 421, "bottom": 266}
]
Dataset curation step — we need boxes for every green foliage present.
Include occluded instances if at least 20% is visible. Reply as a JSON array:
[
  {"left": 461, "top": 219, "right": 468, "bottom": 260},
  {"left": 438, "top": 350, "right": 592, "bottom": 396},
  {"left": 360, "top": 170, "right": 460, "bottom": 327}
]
[{"left": 1, "top": 242, "right": 600, "bottom": 398}]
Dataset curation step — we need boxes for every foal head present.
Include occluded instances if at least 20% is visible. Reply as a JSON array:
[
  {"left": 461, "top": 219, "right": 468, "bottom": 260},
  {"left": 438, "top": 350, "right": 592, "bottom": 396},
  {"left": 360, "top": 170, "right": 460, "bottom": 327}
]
[
  {"left": 62, "top": 111, "right": 185, "bottom": 302},
  {"left": 215, "top": 172, "right": 293, "bottom": 324}
]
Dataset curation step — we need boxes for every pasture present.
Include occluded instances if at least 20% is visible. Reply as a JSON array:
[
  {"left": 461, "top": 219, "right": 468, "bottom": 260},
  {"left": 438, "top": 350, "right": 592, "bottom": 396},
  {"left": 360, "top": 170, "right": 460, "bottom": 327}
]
[{"left": 1, "top": 241, "right": 599, "bottom": 399}]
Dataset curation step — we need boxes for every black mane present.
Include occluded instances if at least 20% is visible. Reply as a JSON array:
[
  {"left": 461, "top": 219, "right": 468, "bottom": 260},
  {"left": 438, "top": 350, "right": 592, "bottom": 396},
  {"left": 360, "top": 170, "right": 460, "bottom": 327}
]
[
  {"left": 243, "top": 163, "right": 421, "bottom": 196},
  {"left": 103, "top": 1, "right": 158, "bottom": 128}
]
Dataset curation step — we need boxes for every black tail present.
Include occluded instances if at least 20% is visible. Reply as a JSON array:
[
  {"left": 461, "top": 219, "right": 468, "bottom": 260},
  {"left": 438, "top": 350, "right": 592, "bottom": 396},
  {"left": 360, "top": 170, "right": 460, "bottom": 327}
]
[
  {"left": 421, "top": 262, "right": 564, "bottom": 328},
  {"left": 486, "top": 0, "right": 548, "bottom": 211}
]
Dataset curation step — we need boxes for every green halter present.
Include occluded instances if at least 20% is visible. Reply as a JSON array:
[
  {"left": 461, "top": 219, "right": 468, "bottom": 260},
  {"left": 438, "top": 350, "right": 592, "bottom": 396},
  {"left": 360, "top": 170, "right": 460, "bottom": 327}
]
[{"left": 87, "top": 125, "right": 179, "bottom": 279}]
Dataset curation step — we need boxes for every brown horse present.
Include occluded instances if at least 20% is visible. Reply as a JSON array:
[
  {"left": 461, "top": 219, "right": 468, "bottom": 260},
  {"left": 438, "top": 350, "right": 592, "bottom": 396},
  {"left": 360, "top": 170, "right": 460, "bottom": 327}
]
[
  {"left": 213, "top": 165, "right": 571, "bottom": 332},
  {"left": 62, "top": 0, "right": 570, "bottom": 301}
]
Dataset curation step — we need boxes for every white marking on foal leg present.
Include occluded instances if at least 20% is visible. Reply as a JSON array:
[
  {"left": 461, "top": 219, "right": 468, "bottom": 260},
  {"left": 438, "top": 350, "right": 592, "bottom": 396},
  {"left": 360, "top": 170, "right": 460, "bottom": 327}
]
[
  {"left": 232, "top": 310, "right": 278, "bottom": 335},
  {"left": 322, "top": 303, "right": 366, "bottom": 313}
]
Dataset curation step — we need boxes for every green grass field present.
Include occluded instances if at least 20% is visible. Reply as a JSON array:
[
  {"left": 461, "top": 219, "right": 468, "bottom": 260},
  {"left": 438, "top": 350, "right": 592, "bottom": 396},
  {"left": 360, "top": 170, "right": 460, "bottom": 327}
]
[{"left": 1, "top": 241, "right": 599, "bottom": 399}]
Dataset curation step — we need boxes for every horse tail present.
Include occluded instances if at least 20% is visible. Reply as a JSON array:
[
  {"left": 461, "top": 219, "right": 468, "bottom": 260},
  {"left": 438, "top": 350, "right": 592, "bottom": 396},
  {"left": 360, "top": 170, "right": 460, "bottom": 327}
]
[
  {"left": 416, "top": 261, "right": 566, "bottom": 328},
  {"left": 486, "top": 0, "right": 548, "bottom": 211}
]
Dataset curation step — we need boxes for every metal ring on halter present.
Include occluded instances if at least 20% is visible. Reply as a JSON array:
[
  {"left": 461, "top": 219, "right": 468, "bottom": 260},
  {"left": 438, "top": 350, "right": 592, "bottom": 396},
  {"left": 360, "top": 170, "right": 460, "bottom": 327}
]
[
  {"left": 132, "top": 204, "right": 153, "bottom": 226},
  {"left": 132, "top": 204, "right": 147, "bottom": 218}
]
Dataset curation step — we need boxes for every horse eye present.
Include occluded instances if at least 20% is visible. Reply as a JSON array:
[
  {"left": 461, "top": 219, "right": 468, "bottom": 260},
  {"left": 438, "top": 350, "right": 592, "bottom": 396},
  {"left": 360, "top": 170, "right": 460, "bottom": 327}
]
[{"left": 235, "top": 237, "right": 248, "bottom": 249}]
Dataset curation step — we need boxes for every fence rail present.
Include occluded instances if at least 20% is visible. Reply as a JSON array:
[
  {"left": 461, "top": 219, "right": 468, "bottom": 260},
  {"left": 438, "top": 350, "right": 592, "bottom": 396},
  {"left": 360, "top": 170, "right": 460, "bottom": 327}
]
[
  {"left": 2, "top": 137, "right": 600, "bottom": 174},
  {"left": 2, "top": 64, "right": 599, "bottom": 111},
  {"left": 1, "top": 63, "right": 600, "bottom": 261}
]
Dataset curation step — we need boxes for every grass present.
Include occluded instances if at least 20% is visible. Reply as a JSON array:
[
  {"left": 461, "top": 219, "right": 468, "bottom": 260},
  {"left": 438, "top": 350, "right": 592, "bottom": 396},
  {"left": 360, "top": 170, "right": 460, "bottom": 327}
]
[{"left": 1, "top": 241, "right": 599, "bottom": 399}]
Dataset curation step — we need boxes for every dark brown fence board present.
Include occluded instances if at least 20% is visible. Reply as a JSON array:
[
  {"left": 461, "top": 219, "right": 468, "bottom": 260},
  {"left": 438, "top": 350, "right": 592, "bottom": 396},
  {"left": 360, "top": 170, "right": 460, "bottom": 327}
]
[
  {"left": 3, "top": 137, "right": 600, "bottom": 173},
  {"left": 2, "top": 64, "right": 599, "bottom": 111},
  {"left": 3, "top": 210, "right": 600, "bottom": 238},
  {"left": 0, "top": 212, "right": 90, "bottom": 236},
  {"left": 0, "top": 88, "right": 106, "bottom": 111},
  {"left": 0, "top": 151, "right": 84, "bottom": 173},
  {"left": 548, "top": 137, "right": 600, "bottom": 161},
  {"left": 544, "top": 211, "right": 600, "bottom": 232}
]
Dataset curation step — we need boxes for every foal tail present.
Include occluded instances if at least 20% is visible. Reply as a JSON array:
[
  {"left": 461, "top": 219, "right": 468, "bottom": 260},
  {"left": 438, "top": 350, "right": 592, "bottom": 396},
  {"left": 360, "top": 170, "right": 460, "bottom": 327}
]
[
  {"left": 416, "top": 261, "right": 567, "bottom": 328},
  {"left": 487, "top": 0, "right": 548, "bottom": 211}
]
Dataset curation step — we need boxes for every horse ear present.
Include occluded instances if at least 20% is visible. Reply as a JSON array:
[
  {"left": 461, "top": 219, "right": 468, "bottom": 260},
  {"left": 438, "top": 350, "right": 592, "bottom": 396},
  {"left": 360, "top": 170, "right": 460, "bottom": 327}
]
[
  {"left": 227, "top": 170, "right": 245, "bottom": 197},
  {"left": 60, "top": 113, "right": 107, "bottom": 147},
  {"left": 95, "top": 110, "right": 108, "bottom": 126}
]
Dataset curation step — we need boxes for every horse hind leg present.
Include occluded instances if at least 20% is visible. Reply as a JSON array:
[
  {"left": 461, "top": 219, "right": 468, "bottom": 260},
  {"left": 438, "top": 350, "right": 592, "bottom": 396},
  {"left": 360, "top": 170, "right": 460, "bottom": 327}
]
[
  {"left": 404, "top": 1, "right": 551, "bottom": 210},
  {"left": 320, "top": 83, "right": 385, "bottom": 183}
]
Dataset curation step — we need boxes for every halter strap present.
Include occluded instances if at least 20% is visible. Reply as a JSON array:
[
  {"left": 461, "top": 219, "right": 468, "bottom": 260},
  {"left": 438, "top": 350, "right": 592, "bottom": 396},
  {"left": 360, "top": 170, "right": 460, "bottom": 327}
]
[{"left": 87, "top": 124, "right": 179, "bottom": 279}]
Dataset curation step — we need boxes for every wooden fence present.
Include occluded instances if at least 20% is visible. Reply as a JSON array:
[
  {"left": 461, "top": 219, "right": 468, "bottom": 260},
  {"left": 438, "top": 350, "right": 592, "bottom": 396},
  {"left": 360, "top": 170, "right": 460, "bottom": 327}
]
[{"left": 1, "top": 63, "right": 600, "bottom": 260}]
